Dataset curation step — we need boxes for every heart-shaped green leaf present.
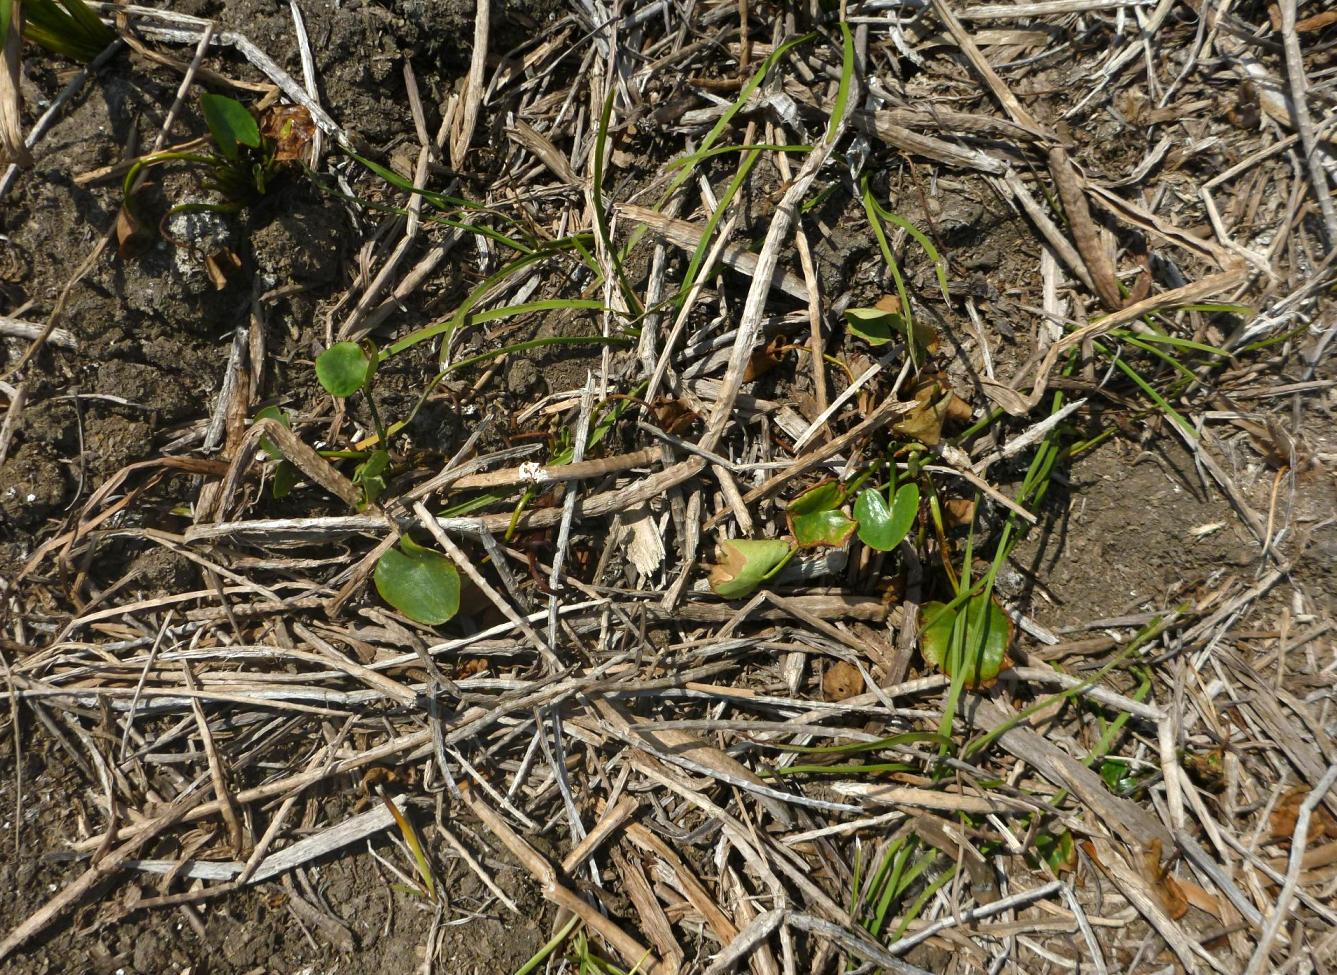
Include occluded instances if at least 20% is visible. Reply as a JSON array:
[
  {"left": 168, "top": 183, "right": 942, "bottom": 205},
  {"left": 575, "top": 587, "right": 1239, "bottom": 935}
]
[
  {"left": 708, "top": 538, "right": 793, "bottom": 599},
  {"left": 854, "top": 482, "right": 919, "bottom": 552},
  {"left": 790, "top": 509, "right": 858, "bottom": 549},
  {"left": 919, "top": 594, "right": 1011, "bottom": 687},
  {"left": 316, "top": 341, "right": 375, "bottom": 397},
  {"left": 788, "top": 480, "right": 846, "bottom": 515},
  {"left": 374, "top": 537, "right": 461, "bottom": 626},
  {"left": 200, "top": 94, "right": 261, "bottom": 162}
]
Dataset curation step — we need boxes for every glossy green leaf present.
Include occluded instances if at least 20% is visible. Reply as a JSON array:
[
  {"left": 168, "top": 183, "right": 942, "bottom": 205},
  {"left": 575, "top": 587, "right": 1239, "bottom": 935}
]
[
  {"left": 919, "top": 594, "right": 1012, "bottom": 687},
  {"left": 374, "top": 537, "right": 461, "bottom": 626},
  {"left": 708, "top": 538, "right": 792, "bottom": 599},
  {"left": 315, "top": 341, "right": 374, "bottom": 397},
  {"left": 788, "top": 480, "right": 845, "bottom": 515},
  {"left": 854, "top": 482, "right": 919, "bottom": 552},
  {"left": 200, "top": 94, "right": 260, "bottom": 162},
  {"left": 790, "top": 509, "right": 857, "bottom": 549}
]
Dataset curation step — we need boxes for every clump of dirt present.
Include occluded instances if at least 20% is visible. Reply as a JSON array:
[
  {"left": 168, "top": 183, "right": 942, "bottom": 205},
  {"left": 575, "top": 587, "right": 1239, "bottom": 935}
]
[{"left": 0, "top": 443, "right": 67, "bottom": 529}]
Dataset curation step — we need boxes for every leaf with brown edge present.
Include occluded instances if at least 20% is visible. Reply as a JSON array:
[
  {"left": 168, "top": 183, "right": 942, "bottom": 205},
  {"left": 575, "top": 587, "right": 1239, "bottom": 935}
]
[{"left": 708, "top": 538, "right": 792, "bottom": 599}]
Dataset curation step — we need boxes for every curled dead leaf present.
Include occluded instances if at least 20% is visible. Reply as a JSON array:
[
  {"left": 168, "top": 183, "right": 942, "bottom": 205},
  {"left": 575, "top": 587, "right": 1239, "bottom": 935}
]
[
  {"left": 1269, "top": 786, "right": 1337, "bottom": 845},
  {"left": 891, "top": 383, "right": 950, "bottom": 446},
  {"left": 1140, "top": 839, "right": 1189, "bottom": 920},
  {"left": 822, "top": 660, "right": 862, "bottom": 701},
  {"left": 943, "top": 497, "right": 977, "bottom": 528},
  {"left": 944, "top": 392, "right": 973, "bottom": 424},
  {"left": 260, "top": 105, "right": 316, "bottom": 162}
]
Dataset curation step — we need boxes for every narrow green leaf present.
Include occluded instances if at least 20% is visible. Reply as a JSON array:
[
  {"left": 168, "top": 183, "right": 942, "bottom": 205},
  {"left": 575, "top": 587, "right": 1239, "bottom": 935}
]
[
  {"left": 708, "top": 538, "right": 792, "bottom": 599},
  {"left": 827, "top": 21, "right": 855, "bottom": 142},
  {"left": 315, "top": 341, "right": 374, "bottom": 397},
  {"left": 374, "top": 537, "right": 461, "bottom": 626},
  {"left": 199, "top": 94, "right": 260, "bottom": 161}
]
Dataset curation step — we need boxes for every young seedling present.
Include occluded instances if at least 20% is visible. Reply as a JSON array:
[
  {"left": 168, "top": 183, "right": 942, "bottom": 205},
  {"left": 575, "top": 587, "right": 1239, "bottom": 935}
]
[
  {"left": 314, "top": 339, "right": 390, "bottom": 508},
  {"left": 311, "top": 340, "right": 464, "bottom": 627},
  {"left": 123, "top": 94, "right": 287, "bottom": 226},
  {"left": 14, "top": 0, "right": 111, "bottom": 62}
]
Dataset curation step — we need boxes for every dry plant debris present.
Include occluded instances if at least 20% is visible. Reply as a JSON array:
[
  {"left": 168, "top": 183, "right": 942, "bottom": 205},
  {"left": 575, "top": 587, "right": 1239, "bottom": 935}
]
[{"left": 1, "top": 0, "right": 1336, "bottom": 972}]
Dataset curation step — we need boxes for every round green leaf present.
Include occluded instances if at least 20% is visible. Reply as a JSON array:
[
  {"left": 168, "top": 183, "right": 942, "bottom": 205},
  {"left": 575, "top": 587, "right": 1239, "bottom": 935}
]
[
  {"left": 854, "top": 483, "right": 918, "bottom": 552},
  {"left": 316, "top": 341, "right": 374, "bottom": 397},
  {"left": 708, "top": 539, "right": 793, "bottom": 599},
  {"left": 200, "top": 94, "right": 261, "bottom": 161},
  {"left": 789, "top": 509, "right": 857, "bottom": 549},
  {"left": 374, "top": 538, "right": 461, "bottom": 626},
  {"left": 919, "top": 595, "right": 1011, "bottom": 687}
]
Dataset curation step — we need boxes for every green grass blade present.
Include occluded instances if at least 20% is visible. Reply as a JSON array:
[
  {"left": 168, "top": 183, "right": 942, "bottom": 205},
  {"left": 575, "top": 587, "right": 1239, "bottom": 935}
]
[
  {"left": 827, "top": 21, "right": 855, "bottom": 141},
  {"left": 513, "top": 915, "right": 580, "bottom": 975}
]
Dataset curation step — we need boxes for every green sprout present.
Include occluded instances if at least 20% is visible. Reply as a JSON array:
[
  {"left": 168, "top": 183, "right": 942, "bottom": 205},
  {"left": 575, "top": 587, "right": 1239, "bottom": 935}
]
[
  {"left": 11, "top": 0, "right": 113, "bottom": 63},
  {"left": 124, "top": 94, "right": 284, "bottom": 219}
]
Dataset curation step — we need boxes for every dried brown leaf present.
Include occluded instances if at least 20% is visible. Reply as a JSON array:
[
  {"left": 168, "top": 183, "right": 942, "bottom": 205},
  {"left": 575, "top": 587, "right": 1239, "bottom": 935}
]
[
  {"left": 1140, "top": 839, "right": 1189, "bottom": 920},
  {"left": 822, "top": 660, "right": 862, "bottom": 701},
  {"left": 1, "top": 2, "right": 32, "bottom": 169}
]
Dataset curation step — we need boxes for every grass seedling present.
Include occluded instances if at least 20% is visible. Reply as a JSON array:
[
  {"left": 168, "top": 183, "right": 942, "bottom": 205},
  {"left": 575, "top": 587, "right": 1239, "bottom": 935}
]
[
  {"left": 11, "top": 0, "right": 112, "bottom": 63},
  {"left": 513, "top": 915, "right": 581, "bottom": 975},
  {"left": 379, "top": 790, "right": 438, "bottom": 901},
  {"left": 124, "top": 94, "right": 285, "bottom": 219}
]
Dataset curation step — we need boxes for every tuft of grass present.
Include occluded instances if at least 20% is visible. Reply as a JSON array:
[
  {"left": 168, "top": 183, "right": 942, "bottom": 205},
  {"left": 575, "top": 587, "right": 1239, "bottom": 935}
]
[
  {"left": 123, "top": 94, "right": 286, "bottom": 221},
  {"left": 14, "top": 0, "right": 112, "bottom": 63}
]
